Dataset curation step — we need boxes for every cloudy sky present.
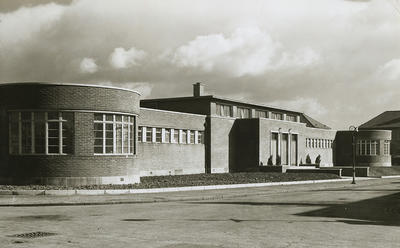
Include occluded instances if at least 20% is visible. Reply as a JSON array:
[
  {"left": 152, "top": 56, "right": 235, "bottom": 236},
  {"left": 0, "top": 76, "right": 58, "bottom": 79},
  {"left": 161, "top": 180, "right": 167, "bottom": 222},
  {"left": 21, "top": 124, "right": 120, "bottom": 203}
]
[{"left": 1, "top": 0, "right": 399, "bottom": 129}]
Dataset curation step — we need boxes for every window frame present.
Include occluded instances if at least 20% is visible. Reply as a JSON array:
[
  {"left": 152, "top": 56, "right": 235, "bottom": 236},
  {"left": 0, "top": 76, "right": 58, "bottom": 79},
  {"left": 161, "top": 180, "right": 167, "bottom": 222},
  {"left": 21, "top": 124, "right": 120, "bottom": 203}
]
[
  {"left": 94, "top": 113, "right": 135, "bottom": 155},
  {"left": 9, "top": 111, "right": 73, "bottom": 155}
]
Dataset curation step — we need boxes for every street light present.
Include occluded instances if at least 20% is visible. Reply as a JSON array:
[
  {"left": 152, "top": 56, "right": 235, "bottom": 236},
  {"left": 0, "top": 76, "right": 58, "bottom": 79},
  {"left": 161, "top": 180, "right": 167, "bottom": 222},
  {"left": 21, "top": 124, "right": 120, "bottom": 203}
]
[{"left": 349, "top": 125, "right": 358, "bottom": 184}]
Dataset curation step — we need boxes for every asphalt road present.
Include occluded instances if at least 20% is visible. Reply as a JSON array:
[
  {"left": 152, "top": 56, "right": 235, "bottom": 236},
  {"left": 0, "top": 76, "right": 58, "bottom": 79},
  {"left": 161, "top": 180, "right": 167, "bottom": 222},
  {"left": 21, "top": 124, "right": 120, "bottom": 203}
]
[{"left": 1, "top": 178, "right": 399, "bottom": 248}]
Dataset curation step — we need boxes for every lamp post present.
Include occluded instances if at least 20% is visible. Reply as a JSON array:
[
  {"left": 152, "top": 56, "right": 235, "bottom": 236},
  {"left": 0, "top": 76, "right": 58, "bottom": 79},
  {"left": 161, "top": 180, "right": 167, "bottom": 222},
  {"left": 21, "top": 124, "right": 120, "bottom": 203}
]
[{"left": 349, "top": 125, "right": 358, "bottom": 184}]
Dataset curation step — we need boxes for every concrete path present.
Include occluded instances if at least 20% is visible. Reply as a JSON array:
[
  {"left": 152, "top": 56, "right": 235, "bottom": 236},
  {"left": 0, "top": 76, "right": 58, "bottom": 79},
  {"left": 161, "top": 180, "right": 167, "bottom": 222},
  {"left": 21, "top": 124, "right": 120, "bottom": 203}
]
[{"left": 0, "top": 178, "right": 399, "bottom": 248}]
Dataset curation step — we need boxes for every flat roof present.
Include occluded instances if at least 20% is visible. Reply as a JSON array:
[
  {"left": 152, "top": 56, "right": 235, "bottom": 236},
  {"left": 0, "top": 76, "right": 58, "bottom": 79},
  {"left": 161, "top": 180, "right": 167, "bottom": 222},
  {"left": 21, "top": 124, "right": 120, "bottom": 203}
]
[
  {"left": 142, "top": 95, "right": 302, "bottom": 115},
  {"left": 0, "top": 82, "right": 141, "bottom": 95}
]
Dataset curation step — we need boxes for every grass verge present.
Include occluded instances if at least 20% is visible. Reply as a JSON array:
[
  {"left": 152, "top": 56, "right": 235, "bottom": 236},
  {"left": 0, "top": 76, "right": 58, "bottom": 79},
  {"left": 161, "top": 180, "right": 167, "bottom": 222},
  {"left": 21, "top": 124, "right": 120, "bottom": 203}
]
[{"left": 0, "top": 172, "right": 341, "bottom": 190}]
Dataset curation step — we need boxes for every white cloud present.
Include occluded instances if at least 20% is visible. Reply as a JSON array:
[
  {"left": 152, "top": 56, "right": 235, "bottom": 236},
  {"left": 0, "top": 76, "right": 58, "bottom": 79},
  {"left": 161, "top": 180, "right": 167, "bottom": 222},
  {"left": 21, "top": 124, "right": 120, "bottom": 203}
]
[
  {"left": 266, "top": 97, "right": 327, "bottom": 117},
  {"left": 169, "top": 27, "right": 321, "bottom": 77},
  {"left": 79, "top": 57, "right": 98, "bottom": 74},
  {"left": 109, "top": 47, "right": 147, "bottom": 69},
  {"left": 376, "top": 59, "right": 400, "bottom": 81},
  {"left": 0, "top": 3, "right": 66, "bottom": 46}
]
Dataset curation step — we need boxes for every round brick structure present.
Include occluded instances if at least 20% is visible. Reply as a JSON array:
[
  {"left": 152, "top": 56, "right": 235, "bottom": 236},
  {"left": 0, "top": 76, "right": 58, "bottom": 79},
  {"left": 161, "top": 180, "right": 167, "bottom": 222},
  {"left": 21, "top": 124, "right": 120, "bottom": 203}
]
[
  {"left": 0, "top": 83, "right": 141, "bottom": 186},
  {"left": 356, "top": 130, "right": 392, "bottom": 167}
]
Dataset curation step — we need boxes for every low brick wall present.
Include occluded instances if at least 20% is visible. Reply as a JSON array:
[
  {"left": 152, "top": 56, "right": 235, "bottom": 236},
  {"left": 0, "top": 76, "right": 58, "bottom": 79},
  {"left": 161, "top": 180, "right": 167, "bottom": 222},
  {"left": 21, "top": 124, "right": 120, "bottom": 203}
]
[
  {"left": 337, "top": 167, "right": 369, "bottom": 177},
  {"left": 286, "top": 168, "right": 342, "bottom": 177}
]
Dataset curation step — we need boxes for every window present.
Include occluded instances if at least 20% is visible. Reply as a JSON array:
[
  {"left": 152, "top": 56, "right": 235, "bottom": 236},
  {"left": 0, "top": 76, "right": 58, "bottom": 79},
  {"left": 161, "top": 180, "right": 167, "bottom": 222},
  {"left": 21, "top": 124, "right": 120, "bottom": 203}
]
[
  {"left": 215, "top": 103, "right": 232, "bottom": 117},
  {"left": 189, "top": 131, "right": 195, "bottom": 144},
  {"left": 271, "top": 112, "right": 283, "bottom": 120},
  {"left": 138, "top": 126, "right": 143, "bottom": 142},
  {"left": 164, "top": 128, "right": 170, "bottom": 143},
  {"left": 9, "top": 111, "right": 73, "bottom": 155},
  {"left": 197, "top": 131, "right": 204, "bottom": 144},
  {"left": 286, "top": 114, "right": 297, "bottom": 122},
  {"left": 357, "top": 140, "right": 379, "bottom": 156},
  {"left": 384, "top": 140, "right": 390, "bottom": 155},
  {"left": 236, "top": 107, "right": 250, "bottom": 118},
  {"left": 94, "top": 114, "right": 135, "bottom": 155},
  {"left": 173, "top": 129, "right": 179, "bottom": 143},
  {"left": 254, "top": 110, "right": 267, "bottom": 118},
  {"left": 145, "top": 127, "right": 152, "bottom": 143},
  {"left": 155, "top": 128, "right": 162, "bottom": 143},
  {"left": 180, "top": 130, "right": 187, "bottom": 144}
]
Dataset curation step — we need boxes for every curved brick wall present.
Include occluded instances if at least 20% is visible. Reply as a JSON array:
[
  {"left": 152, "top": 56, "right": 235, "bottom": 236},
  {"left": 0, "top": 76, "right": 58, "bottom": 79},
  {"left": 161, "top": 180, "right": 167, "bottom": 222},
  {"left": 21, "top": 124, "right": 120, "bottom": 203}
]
[
  {"left": 0, "top": 83, "right": 141, "bottom": 186},
  {"left": 356, "top": 130, "right": 392, "bottom": 167}
]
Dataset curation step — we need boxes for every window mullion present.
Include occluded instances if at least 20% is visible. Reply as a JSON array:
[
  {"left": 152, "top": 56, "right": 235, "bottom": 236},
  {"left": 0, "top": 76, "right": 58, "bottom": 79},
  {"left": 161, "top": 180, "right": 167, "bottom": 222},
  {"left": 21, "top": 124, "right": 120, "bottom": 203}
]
[
  {"left": 31, "top": 112, "right": 35, "bottom": 154},
  {"left": 102, "top": 114, "right": 106, "bottom": 154},
  {"left": 121, "top": 116, "right": 124, "bottom": 154},
  {"left": 59, "top": 113, "right": 63, "bottom": 154},
  {"left": 45, "top": 112, "right": 48, "bottom": 155},
  {"left": 18, "top": 112, "right": 22, "bottom": 154},
  {"left": 113, "top": 115, "right": 116, "bottom": 154},
  {"left": 128, "top": 117, "right": 131, "bottom": 154}
]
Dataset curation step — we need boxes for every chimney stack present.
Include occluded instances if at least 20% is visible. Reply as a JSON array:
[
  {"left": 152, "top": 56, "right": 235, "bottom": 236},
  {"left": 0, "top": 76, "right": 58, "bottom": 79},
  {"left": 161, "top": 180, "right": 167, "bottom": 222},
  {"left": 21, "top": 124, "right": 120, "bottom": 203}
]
[{"left": 193, "top": 82, "right": 204, "bottom": 97}]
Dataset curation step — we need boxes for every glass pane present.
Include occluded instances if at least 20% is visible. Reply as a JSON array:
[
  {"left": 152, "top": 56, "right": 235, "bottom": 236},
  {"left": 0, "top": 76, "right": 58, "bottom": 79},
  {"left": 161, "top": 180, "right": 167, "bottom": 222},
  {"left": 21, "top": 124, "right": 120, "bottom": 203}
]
[
  {"left": 106, "top": 138, "right": 113, "bottom": 146},
  {"left": 181, "top": 131, "right": 187, "bottom": 144},
  {"left": 48, "top": 138, "right": 59, "bottom": 146},
  {"left": 9, "top": 120, "right": 19, "bottom": 154},
  {"left": 34, "top": 122, "right": 45, "bottom": 154},
  {"left": 94, "top": 123, "right": 103, "bottom": 131},
  {"left": 116, "top": 115, "right": 122, "bottom": 122},
  {"left": 155, "top": 128, "right": 162, "bottom": 142},
  {"left": 94, "top": 138, "right": 103, "bottom": 146},
  {"left": 105, "top": 146, "right": 113, "bottom": 153},
  {"left": 165, "top": 129, "right": 170, "bottom": 143},
  {"left": 62, "top": 120, "right": 73, "bottom": 154},
  {"left": 105, "top": 123, "right": 113, "bottom": 131},
  {"left": 116, "top": 124, "right": 122, "bottom": 153},
  {"left": 48, "top": 130, "right": 59, "bottom": 138},
  {"left": 130, "top": 125, "right": 135, "bottom": 153},
  {"left": 173, "top": 130, "right": 179, "bottom": 143},
  {"left": 48, "top": 146, "right": 59, "bottom": 153},
  {"left": 94, "top": 131, "right": 103, "bottom": 138},
  {"left": 123, "top": 124, "right": 129, "bottom": 153},
  {"left": 21, "top": 112, "right": 31, "bottom": 121},
  {"left": 105, "top": 114, "right": 113, "bottom": 121},
  {"left": 146, "top": 128, "right": 152, "bottom": 142},
  {"left": 21, "top": 121, "right": 32, "bottom": 153}
]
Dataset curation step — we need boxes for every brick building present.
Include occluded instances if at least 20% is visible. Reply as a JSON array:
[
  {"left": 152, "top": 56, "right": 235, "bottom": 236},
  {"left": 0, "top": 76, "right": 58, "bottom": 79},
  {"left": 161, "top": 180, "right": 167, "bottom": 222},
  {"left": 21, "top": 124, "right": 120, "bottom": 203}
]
[{"left": 1, "top": 82, "right": 384, "bottom": 186}]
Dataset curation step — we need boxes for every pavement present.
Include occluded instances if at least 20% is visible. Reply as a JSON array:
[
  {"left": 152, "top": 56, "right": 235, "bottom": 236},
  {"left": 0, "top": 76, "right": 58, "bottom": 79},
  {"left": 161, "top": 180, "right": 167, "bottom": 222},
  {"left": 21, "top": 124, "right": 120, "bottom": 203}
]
[
  {"left": 0, "top": 178, "right": 399, "bottom": 248},
  {"left": 0, "top": 177, "right": 372, "bottom": 206}
]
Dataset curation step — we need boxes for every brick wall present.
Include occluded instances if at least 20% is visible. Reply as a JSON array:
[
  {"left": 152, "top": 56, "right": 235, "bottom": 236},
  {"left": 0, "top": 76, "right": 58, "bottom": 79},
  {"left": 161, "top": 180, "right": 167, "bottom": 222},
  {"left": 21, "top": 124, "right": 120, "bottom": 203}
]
[
  {"left": 0, "top": 83, "right": 140, "bottom": 185},
  {"left": 137, "top": 108, "right": 206, "bottom": 176}
]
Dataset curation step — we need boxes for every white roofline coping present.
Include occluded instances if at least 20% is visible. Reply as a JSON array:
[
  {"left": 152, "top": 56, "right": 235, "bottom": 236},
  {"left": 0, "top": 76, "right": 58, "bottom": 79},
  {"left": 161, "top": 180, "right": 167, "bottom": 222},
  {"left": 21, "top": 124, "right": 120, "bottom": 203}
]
[
  {"left": 140, "top": 107, "right": 206, "bottom": 117},
  {"left": 0, "top": 82, "right": 141, "bottom": 95}
]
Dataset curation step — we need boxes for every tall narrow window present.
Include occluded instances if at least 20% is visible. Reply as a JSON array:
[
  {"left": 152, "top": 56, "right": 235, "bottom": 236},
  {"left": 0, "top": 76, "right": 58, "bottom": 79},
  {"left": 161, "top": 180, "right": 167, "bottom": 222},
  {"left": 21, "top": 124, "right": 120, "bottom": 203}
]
[
  {"left": 145, "top": 127, "right": 152, "bottom": 143},
  {"left": 164, "top": 129, "right": 170, "bottom": 143},
  {"left": 384, "top": 140, "right": 390, "bottom": 155},
  {"left": 237, "top": 107, "right": 250, "bottom": 118},
  {"left": 215, "top": 103, "right": 232, "bottom": 117},
  {"left": 180, "top": 130, "right": 187, "bottom": 144},
  {"left": 137, "top": 126, "right": 143, "bottom": 143},
  {"left": 189, "top": 130, "right": 195, "bottom": 144},
  {"left": 173, "top": 129, "right": 179, "bottom": 143},
  {"left": 197, "top": 131, "right": 204, "bottom": 144},
  {"left": 155, "top": 128, "right": 162, "bottom": 143}
]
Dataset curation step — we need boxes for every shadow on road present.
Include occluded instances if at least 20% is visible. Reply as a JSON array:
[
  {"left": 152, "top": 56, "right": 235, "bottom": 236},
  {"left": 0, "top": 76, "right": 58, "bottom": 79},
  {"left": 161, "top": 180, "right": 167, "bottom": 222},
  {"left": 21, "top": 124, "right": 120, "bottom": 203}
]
[
  {"left": 187, "top": 192, "right": 400, "bottom": 226},
  {"left": 297, "top": 192, "right": 400, "bottom": 226}
]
